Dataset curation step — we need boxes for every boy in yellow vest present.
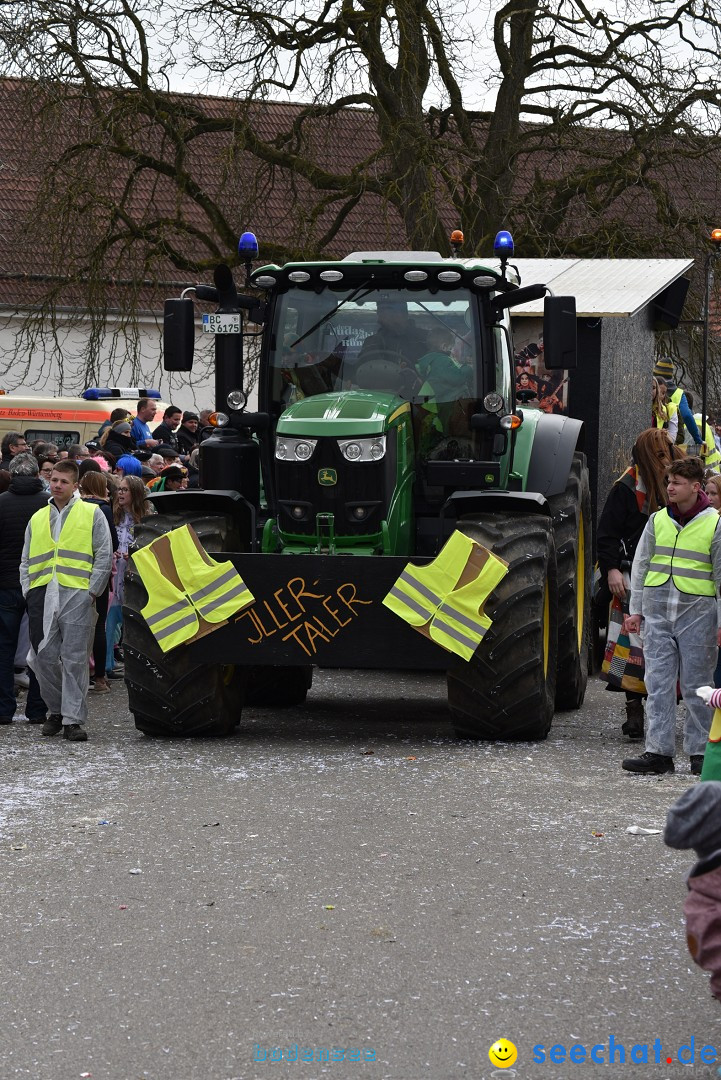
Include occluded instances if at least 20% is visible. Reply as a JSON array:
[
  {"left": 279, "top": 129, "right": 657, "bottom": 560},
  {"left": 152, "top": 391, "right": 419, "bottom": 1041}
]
[
  {"left": 622, "top": 456, "right": 721, "bottom": 775},
  {"left": 20, "top": 459, "right": 113, "bottom": 741}
]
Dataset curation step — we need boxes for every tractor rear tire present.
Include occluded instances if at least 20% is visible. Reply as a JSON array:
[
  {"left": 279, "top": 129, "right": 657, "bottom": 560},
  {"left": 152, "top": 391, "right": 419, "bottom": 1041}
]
[
  {"left": 123, "top": 512, "right": 245, "bottom": 737},
  {"left": 447, "top": 513, "right": 558, "bottom": 741},
  {"left": 245, "top": 665, "right": 313, "bottom": 707},
  {"left": 548, "top": 452, "right": 592, "bottom": 710}
]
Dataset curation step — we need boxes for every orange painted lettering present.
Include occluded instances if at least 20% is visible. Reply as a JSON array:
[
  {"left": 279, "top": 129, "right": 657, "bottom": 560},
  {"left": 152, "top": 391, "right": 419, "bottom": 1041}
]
[
  {"left": 241, "top": 608, "right": 265, "bottom": 645},
  {"left": 322, "top": 594, "right": 351, "bottom": 628},
  {"left": 337, "top": 582, "right": 372, "bottom": 616},
  {"left": 287, "top": 576, "right": 325, "bottom": 617},
  {"left": 281, "top": 623, "right": 312, "bottom": 657},
  {"left": 264, "top": 598, "right": 288, "bottom": 630}
]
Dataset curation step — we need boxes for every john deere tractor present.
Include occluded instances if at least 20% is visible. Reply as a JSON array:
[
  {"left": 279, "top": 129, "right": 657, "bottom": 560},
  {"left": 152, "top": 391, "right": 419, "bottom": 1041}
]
[{"left": 123, "top": 231, "right": 591, "bottom": 740}]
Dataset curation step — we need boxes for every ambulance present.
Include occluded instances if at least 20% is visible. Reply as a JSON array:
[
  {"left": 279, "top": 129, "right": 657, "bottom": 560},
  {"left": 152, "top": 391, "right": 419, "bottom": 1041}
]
[{"left": 0, "top": 387, "right": 167, "bottom": 450}]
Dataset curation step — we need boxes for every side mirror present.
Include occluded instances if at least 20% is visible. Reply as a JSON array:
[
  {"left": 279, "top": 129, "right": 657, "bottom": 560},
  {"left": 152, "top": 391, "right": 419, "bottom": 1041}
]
[
  {"left": 491, "top": 282, "right": 546, "bottom": 315},
  {"left": 163, "top": 298, "right": 195, "bottom": 372},
  {"left": 543, "top": 295, "right": 577, "bottom": 370}
]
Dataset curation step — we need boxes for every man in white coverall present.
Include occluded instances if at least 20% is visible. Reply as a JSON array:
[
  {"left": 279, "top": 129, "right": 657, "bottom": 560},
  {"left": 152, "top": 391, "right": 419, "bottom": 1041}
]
[
  {"left": 622, "top": 456, "right": 721, "bottom": 776},
  {"left": 20, "top": 459, "right": 112, "bottom": 742}
]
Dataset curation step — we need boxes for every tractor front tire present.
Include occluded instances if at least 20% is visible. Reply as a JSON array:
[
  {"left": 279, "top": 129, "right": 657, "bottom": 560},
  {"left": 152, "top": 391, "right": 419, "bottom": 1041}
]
[
  {"left": 123, "top": 512, "right": 245, "bottom": 737},
  {"left": 447, "top": 513, "right": 558, "bottom": 741},
  {"left": 548, "top": 452, "right": 592, "bottom": 710}
]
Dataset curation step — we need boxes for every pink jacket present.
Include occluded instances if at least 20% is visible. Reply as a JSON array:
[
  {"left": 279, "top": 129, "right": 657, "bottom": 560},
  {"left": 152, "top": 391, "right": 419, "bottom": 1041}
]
[{"left": 686, "top": 857, "right": 721, "bottom": 1000}]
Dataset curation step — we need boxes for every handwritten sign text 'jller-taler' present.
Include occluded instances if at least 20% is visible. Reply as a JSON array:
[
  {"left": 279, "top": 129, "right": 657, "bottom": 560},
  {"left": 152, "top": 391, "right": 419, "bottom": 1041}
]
[{"left": 239, "top": 576, "right": 372, "bottom": 657}]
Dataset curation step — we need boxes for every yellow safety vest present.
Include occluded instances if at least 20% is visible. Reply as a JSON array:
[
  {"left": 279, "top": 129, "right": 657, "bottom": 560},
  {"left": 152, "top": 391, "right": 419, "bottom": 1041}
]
[
  {"left": 383, "top": 531, "right": 508, "bottom": 661},
  {"left": 132, "top": 544, "right": 199, "bottom": 648},
  {"left": 27, "top": 499, "right": 96, "bottom": 590},
  {"left": 645, "top": 508, "right": 719, "bottom": 596},
  {"left": 693, "top": 414, "right": 721, "bottom": 468},
  {"left": 654, "top": 400, "right": 676, "bottom": 429},
  {"left": 670, "top": 387, "right": 693, "bottom": 445},
  {"left": 131, "top": 525, "right": 254, "bottom": 652}
]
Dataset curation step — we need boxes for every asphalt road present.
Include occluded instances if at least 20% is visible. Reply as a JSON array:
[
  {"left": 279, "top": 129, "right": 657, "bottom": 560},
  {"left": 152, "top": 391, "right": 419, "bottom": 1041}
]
[{"left": 2, "top": 670, "right": 720, "bottom": 1080}]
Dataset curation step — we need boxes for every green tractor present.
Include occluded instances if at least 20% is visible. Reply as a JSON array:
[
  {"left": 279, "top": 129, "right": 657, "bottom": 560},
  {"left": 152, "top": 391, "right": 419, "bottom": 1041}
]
[{"left": 123, "top": 230, "right": 591, "bottom": 739}]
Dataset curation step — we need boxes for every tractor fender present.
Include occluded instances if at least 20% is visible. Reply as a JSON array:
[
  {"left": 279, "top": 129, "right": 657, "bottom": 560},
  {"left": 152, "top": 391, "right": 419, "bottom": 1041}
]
[
  {"left": 524, "top": 413, "right": 584, "bottom": 498},
  {"left": 445, "top": 490, "right": 551, "bottom": 519}
]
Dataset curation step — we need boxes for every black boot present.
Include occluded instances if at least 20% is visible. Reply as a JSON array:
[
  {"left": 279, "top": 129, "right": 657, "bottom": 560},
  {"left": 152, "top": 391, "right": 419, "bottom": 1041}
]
[
  {"left": 622, "top": 697, "right": 645, "bottom": 741},
  {"left": 622, "top": 751, "right": 674, "bottom": 775}
]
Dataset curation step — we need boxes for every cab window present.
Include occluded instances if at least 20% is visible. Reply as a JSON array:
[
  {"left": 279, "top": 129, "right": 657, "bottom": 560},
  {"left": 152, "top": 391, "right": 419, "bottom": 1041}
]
[{"left": 269, "top": 288, "right": 480, "bottom": 461}]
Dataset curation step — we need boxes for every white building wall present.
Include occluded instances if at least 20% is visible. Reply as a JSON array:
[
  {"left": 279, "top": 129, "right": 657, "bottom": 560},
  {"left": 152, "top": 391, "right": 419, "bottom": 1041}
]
[{"left": 0, "top": 309, "right": 259, "bottom": 412}]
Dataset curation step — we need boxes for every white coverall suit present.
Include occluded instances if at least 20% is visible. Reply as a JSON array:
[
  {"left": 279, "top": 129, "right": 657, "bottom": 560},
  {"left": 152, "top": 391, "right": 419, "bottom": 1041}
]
[
  {"left": 20, "top": 496, "right": 113, "bottom": 727},
  {"left": 630, "top": 505, "right": 721, "bottom": 758}
]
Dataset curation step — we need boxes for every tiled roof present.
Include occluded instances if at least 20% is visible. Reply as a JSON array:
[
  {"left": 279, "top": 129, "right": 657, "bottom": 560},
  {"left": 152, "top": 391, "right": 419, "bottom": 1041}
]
[
  {"left": 0, "top": 78, "right": 405, "bottom": 313},
  {"left": 0, "top": 76, "right": 717, "bottom": 315}
]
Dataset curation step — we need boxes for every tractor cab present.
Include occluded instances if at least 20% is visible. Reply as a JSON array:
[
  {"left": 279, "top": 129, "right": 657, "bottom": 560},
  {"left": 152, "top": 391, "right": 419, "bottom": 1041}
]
[
  {"left": 162, "top": 232, "right": 576, "bottom": 563},
  {"left": 256, "top": 260, "right": 520, "bottom": 555}
]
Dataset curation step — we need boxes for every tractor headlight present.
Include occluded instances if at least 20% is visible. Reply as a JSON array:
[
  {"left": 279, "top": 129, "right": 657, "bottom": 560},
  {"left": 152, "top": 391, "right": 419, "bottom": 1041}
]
[
  {"left": 344, "top": 442, "right": 362, "bottom": 461},
  {"left": 338, "top": 435, "right": 386, "bottom": 463},
  {"left": 275, "top": 436, "right": 318, "bottom": 461}
]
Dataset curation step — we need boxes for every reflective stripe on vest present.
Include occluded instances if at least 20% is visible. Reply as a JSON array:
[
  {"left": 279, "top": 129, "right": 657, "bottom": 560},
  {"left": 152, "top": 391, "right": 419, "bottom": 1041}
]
[
  {"left": 130, "top": 525, "right": 254, "bottom": 652},
  {"left": 131, "top": 544, "right": 200, "bottom": 650},
  {"left": 383, "top": 531, "right": 479, "bottom": 628},
  {"left": 428, "top": 551, "right": 508, "bottom": 661},
  {"left": 645, "top": 508, "right": 719, "bottom": 595},
  {"left": 383, "top": 531, "right": 509, "bottom": 661},
  {"left": 167, "top": 525, "right": 253, "bottom": 623},
  {"left": 27, "top": 499, "right": 96, "bottom": 590},
  {"left": 694, "top": 415, "right": 721, "bottom": 468},
  {"left": 670, "top": 388, "right": 688, "bottom": 444}
]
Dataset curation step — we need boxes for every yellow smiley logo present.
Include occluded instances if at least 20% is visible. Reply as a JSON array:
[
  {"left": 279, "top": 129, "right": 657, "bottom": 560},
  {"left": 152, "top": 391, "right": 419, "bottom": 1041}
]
[{"left": 488, "top": 1039, "right": 518, "bottom": 1068}]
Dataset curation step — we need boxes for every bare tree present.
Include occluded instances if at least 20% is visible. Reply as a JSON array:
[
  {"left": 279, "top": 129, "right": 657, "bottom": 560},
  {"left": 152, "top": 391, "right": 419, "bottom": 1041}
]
[{"left": 0, "top": 0, "right": 720, "bottom": 383}]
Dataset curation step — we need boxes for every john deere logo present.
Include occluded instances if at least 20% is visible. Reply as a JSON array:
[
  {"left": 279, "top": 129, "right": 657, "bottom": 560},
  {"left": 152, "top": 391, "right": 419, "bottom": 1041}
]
[
  {"left": 484, "top": 473, "right": 495, "bottom": 484},
  {"left": 318, "top": 468, "right": 337, "bottom": 486}
]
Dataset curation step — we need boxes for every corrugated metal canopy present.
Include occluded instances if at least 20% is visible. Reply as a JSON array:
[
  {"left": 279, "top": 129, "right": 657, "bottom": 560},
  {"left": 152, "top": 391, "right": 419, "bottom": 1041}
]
[{"left": 499, "top": 258, "right": 694, "bottom": 317}]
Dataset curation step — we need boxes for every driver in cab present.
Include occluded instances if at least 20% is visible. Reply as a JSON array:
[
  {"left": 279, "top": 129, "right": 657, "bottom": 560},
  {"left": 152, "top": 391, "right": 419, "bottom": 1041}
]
[{"left": 357, "top": 298, "right": 427, "bottom": 367}]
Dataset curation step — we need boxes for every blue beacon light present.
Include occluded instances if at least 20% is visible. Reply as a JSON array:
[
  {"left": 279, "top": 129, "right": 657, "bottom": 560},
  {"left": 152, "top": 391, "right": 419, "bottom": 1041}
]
[
  {"left": 494, "top": 230, "right": 514, "bottom": 279},
  {"left": 493, "top": 230, "right": 514, "bottom": 256},
  {"left": 238, "top": 231, "right": 259, "bottom": 258}
]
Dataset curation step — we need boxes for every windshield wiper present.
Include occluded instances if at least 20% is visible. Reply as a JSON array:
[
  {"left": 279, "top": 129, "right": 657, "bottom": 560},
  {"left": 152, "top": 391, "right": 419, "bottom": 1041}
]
[{"left": 289, "top": 280, "right": 374, "bottom": 350}]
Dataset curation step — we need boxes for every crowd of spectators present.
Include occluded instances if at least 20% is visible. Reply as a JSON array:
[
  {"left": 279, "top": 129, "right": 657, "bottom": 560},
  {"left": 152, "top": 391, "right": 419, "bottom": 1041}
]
[{"left": 0, "top": 397, "right": 212, "bottom": 735}]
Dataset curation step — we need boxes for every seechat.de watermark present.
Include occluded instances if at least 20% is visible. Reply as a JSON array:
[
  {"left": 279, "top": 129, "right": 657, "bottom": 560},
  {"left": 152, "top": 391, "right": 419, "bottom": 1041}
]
[
  {"left": 531, "top": 1037, "right": 718, "bottom": 1066},
  {"left": 253, "top": 1044, "right": 376, "bottom": 1064}
]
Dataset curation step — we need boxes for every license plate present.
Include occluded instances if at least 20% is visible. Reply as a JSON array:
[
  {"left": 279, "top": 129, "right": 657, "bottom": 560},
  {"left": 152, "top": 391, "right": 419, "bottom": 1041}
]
[{"left": 202, "top": 313, "right": 241, "bottom": 334}]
